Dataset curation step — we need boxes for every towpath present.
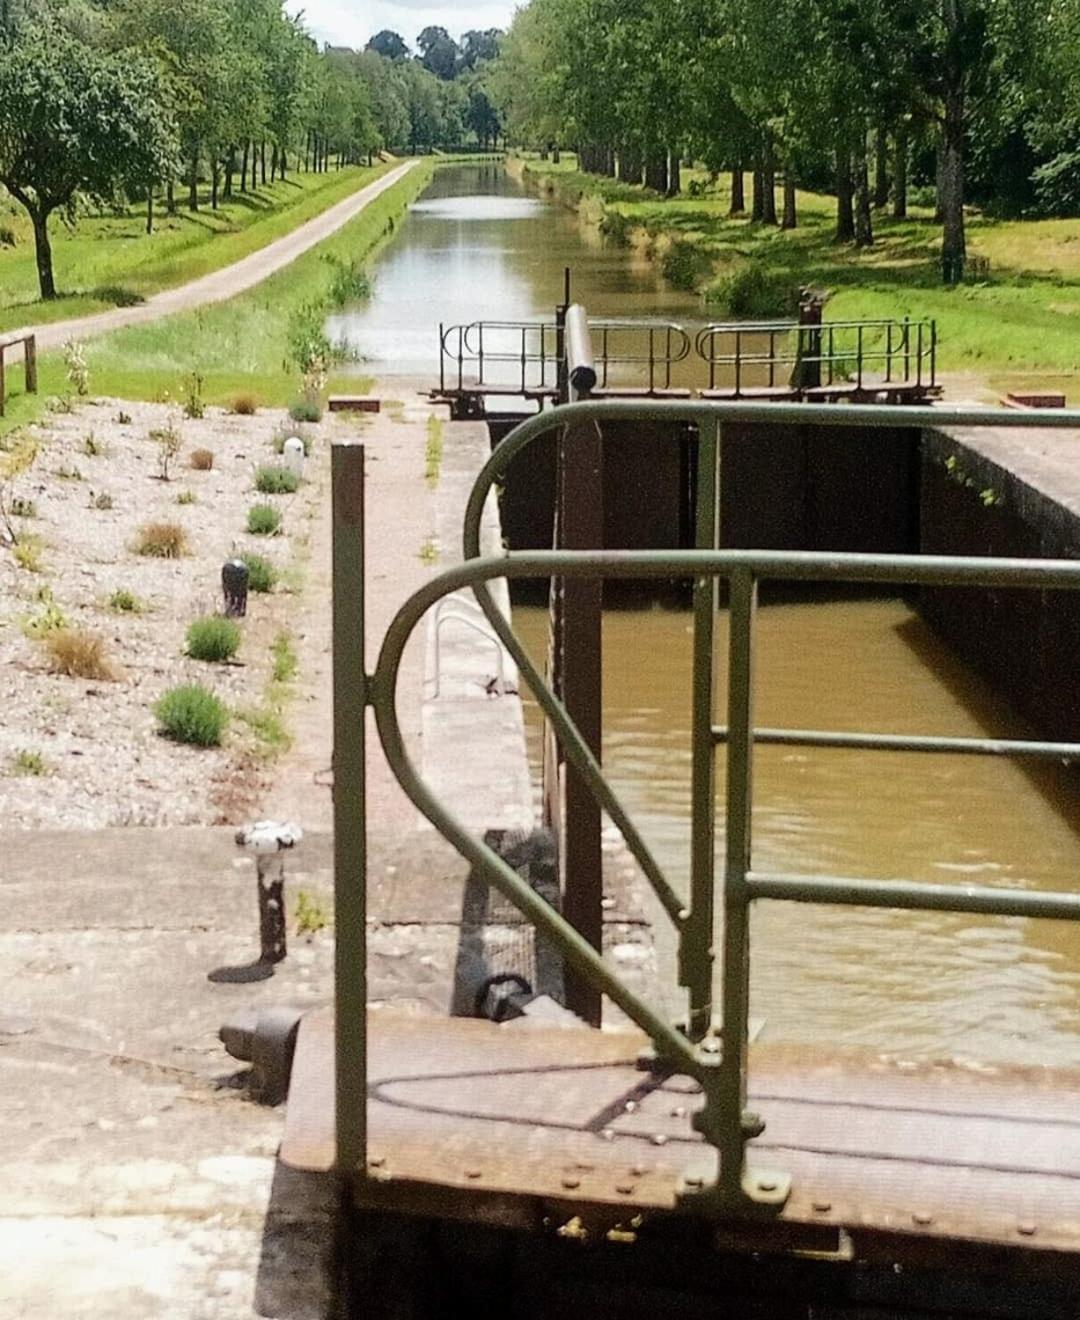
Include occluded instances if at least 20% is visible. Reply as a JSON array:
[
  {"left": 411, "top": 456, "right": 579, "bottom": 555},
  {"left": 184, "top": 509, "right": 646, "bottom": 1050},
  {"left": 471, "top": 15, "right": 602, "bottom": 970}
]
[{"left": 6, "top": 160, "right": 419, "bottom": 352}]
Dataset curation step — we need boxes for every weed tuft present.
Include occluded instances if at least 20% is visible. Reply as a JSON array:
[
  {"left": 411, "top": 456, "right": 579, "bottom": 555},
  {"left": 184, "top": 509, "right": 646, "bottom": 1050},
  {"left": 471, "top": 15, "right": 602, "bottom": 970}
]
[
  {"left": 230, "top": 394, "right": 259, "bottom": 416},
  {"left": 136, "top": 521, "right": 189, "bottom": 558},
  {"left": 11, "top": 748, "right": 47, "bottom": 777},
  {"left": 190, "top": 448, "right": 215, "bottom": 471},
  {"left": 289, "top": 399, "right": 323, "bottom": 424},
  {"left": 108, "top": 589, "right": 144, "bottom": 615},
  {"left": 241, "top": 552, "right": 277, "bottom": 593},
  {"left": 271, "top": 630, "right": 298, "bottom": 683},
  {"left": 254, "top": 465, "right": 299, "bottom": 495},
  {"left": 44, "top": 628, "right": 120, "bottom": 681},
  {"left": 186, "top": 616, "right": 241, "bottom": 663},
  {"left": 247, "top": 503, "right": 282, "bottom": 536}
]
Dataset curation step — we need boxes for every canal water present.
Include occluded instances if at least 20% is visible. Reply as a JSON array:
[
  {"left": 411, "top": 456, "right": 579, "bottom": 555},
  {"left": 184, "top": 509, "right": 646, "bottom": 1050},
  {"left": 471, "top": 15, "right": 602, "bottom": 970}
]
[{"left": 343, "top": 164, "right": 1080, "bottom": 1067}]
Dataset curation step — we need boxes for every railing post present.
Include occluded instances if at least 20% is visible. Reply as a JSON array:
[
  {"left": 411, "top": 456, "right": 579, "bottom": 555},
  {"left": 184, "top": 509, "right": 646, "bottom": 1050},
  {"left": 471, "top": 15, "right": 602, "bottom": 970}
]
[
  {"left": 684, "top": 418, "right": 720, "bottom": 1039},
  {"left": 558, "top": 306, "right": 603, "bottom": 1026},
  {"left": 332, "top": 443, "right": 367, "bottom": 1177}
]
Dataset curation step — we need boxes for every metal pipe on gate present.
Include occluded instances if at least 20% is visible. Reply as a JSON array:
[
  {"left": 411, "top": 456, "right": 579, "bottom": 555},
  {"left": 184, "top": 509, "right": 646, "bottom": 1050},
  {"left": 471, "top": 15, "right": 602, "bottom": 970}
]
[{"left": 565, "top": 304, "right": 598, "bottom": 398}]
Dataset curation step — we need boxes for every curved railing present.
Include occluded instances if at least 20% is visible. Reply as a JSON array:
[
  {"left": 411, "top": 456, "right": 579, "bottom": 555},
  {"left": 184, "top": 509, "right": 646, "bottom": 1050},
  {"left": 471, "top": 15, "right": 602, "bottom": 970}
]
[{"left": 335, "top": 398, "right": 1080, "bottom": 1216}]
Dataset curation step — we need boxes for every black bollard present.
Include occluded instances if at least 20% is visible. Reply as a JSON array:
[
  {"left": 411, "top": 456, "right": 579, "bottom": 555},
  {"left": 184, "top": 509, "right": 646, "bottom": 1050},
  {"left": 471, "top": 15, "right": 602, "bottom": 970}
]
[{"left": 223, "top": 558, "right": 249, "bottom": 618}]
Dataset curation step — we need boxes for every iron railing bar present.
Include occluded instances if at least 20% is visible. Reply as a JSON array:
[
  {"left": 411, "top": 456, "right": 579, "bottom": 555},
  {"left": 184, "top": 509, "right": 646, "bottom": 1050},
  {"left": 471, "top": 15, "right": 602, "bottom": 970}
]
[
  {"left": 371, "top": 583, "right": 705, "bottom": 1077},
  {"left": 686, "top": 418, "right": 720, "bottom": 1038},
  {"left": 712, "top": 726, "right": 1080, "bottom": 760},
  {"left": 747, "top": 872, "right": 1080, "bottom": 922}
]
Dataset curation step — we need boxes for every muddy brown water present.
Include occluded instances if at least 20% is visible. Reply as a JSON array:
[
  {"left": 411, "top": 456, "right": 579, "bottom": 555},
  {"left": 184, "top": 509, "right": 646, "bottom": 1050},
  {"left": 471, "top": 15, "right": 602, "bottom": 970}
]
[{"left": 349, "top": 164, "right": 1080, "bottom": 1066}]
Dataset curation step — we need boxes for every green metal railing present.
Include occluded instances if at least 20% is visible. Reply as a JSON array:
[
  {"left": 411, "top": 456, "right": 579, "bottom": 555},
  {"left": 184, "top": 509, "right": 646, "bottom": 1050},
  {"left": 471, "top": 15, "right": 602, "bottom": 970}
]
[{"left": 334, "top": 400, "right": 1080, "bottom": 1218}]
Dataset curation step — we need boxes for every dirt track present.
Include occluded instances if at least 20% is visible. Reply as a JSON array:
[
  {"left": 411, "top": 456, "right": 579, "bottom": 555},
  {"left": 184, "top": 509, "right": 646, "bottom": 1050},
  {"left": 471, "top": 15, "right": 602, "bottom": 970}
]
[{"left": 9, "top": 161, "right": 419, "bottom": 352}]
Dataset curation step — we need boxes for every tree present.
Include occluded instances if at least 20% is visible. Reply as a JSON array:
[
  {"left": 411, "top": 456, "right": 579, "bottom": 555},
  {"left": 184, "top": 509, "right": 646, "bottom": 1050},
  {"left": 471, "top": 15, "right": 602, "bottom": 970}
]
[
  {"left": 366, "top": 29, "right": 409, "bottom": 61},
  {"left": 0, "top": 17, "right": 178, "bottom": 298},
  {"left": 417, "top": 25, "right": 460, "bottom": 81},
  {"left": 460, "top": 28, "right": 502, "bottom": 71}
]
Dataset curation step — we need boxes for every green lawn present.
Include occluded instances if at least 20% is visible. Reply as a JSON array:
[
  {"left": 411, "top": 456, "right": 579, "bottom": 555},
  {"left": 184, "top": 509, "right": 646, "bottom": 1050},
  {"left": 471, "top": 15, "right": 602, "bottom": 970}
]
[
  {"left": 0, "top": 160, "right": 397, "bottom": 336},
  {"left": 0, "top": 160, "right": 434, "bottom": 437},
  {"left": 520, "top": 155, "right": 1080, "bottom": 399}
]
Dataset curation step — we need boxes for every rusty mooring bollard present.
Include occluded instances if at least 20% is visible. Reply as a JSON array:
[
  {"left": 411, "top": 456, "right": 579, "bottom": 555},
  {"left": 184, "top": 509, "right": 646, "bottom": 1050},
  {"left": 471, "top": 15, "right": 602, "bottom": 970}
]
[{"left": 236, "top": 821, "right": 303, "bottom": 968}]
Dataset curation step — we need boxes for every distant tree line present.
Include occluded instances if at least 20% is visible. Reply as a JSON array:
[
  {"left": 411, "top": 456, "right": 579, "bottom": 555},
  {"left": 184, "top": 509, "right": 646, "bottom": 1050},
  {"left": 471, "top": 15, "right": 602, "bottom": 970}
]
[
  {"left": 491, "top": 0, "right": 1080, "bottom": 282},
  {"left": 0, "top": 3, "right": 505, "bottom": 298}
]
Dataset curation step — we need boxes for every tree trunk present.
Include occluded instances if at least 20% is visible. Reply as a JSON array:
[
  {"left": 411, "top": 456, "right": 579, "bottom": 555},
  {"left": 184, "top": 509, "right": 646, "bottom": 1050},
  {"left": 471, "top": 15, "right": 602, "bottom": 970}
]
[
  {"left": 189, "top": 151, "right": 199, "bottom": 212},
  {"left": 874, "top": 126, "right": 890, "bottom": 208},
  {"left": 893, "top": 125, "right": 908, "bottom": 219},
  {"left": 224, "top": 150, "right": 234, "bottom": 200},
  {"left": 211, "top": 160, "right": 220, "bottom": 210},
  {"left": 781, "top": 171, "right": 797, "bottom": 229},
  {"left": 834, "top": 148, "right": 855, "bottom": 242},
  {"left": 167, "top": 178, "right": 175, "bottom": 215},
  {"left": 271, "top": 144, "right": 279, "bottom": 182},
  {"left": 751, "top": 158, "right": 765, "bottom": 222},
  {"left": 730, "top": 164, "right": 745, "bottom": 215},
  {"left": 261, "top": 142, "right": 267, "bottom": 186},
  {"left": 940, "top": 96, "right": 966, "bottom": 283},
  {"left": 645, "top": 150, "right": 668, "bottom": 193},
  {"left": 934, "top": 141, "right": 945, "bottom": 222},
  {"left": 146, "top": 188, "right": 154, "bottom": 236},
  {"left": 241, "top": 143, "right": 249, "bottom": 193},
  {"left": 667, "top": 148, "right": 681, "bottom": 196},
  {"left": 30, "top": 207, "right": 56, "bottom": 300},
  {"left": 854, "top": 135, "right": 874, "bottom": 246},
  {"left": 761, "top": 135, "right": 778, "bottom": 224},
  {"left": 618, "top": 144, "right": 642, "bottom": 184},
  {"left": 552, "top": 146, "right": 561, "bottom": 164}
]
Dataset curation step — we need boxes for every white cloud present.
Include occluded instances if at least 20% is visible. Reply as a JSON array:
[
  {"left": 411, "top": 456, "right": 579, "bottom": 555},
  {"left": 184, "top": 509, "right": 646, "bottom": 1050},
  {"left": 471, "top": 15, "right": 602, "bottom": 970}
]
[{"left": 286, "top": 1, "right": 518, "bottom": 51}]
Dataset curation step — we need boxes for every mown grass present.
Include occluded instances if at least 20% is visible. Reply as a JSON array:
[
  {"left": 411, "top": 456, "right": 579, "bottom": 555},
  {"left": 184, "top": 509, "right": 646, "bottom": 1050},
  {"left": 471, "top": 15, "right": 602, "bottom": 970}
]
[
  {"left": 521, "top": 155, "right": 1080, "bottom": 397},
  {"left": 0, "top": 162, "right": 434, "bottom": 439},
  {"left": 0, "top": 160, "right": 396, "bottom": 335}
]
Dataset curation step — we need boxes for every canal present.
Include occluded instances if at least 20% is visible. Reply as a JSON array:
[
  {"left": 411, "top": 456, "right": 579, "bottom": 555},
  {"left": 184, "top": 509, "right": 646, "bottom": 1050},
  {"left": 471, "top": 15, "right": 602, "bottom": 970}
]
[{"left": 341, "top": 162, "right": 1080, "bottom": 1067}]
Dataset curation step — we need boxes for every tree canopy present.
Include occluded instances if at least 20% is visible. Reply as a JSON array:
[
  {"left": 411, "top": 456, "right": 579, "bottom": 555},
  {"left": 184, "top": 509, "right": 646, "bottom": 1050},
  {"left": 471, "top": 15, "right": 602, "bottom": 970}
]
[{"left": 490, "top": 0, "right": 1080, "bottom": 282}]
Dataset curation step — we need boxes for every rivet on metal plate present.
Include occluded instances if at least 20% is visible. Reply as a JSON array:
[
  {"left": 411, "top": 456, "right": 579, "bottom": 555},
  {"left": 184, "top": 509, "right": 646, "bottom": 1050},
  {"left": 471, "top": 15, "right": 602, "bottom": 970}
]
[
  {"left": 616, "top": 1183, "right": 635, "bottom": 1196},
  {"left": 813, "top": 1200, "right": 832, "bottom": 1214},
  {"left": 562, "top": 1176, "right": 581, "bottom": 1190},
  {"left": 670, "top": 1106, "right": 687, "bottom": 1119},
  {"left": 601, "top": 1128, "right": 616, "bottom": 1142},
  {"left": 912, "top": 1211, "right": 933, "bottom": 1227},
  {"left": 367, "top": 1155, "right": 385, "bottom": 1169},
  {"left": 651, "top": 1133, "right": 668, "bottom": 1147},
  {"left": 464, "top": 1168, "right": 483, "bottom": 1180}
]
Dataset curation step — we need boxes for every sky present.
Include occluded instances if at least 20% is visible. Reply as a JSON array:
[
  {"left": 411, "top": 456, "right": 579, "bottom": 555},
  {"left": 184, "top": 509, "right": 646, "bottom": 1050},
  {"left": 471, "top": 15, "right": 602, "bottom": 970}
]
[{"left": 286, "top": 1, "right": 519, "bottom": 51}]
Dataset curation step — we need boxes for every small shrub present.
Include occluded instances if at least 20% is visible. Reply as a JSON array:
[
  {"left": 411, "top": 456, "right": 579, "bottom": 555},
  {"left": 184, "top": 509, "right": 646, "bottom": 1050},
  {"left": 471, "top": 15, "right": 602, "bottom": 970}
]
[
  {"left": 272, "top": 427, "right": 312, "bottom": 456},
  {"left": 136, "top": 521, "right": 189, "bottom": 558},
  {"left": 176, "top": 489, "right": 197, "bottom": 506},
  {"left": 238, "top": 705, "right": 291, "bottom": 752},
  {"left": 115, "top": 409, "right": 133, "bottom": 426},
  {"left": 183, "top": 372, "right": 205, "bottom": 420},
  {"left": 288, "top": 399, "right": 323, "bottom": 424},
  {"left": 83, "top": 432, "right": 106, "bottom": 457},
  {"left": 108, "top": 589, "right": 144, "bottom": 615},
  {"left": 254, "top": 465, "right": 299, "bottom": 495},
  {"left": 44, "top": 628, "right": 120, "bottom": 681},
  {"left": 295, "top": 890, "right": 330, "bottom": 936},
  {"left": 11, "top": 496, "right": 37, "bottom": 519},
  {"left": 89, "top": 491, "right": 113, "bottom": 511},
  {"left": 151, "top": 422, "right": 183, "bottom": 480},
  {"left": 48, "top": 395, "right": 74, "bottom": 415},
  {"left": 56, "top": 464, "right": 83, "bottom": 481},
  {"left": 660, "top": 240, "right": 713, "bottom": 291},
  {"left": 21, "top": 591, "right": 67, "bottom": 639},
  {"left": 155, "top": 684, "right": 228, "bottom": 747},
  {"left": 230, "top": 394, "right": 259, "bottom": 416},
  {"left": 13, "top": 536, "right": 44, "bottom": 572},
  {"left": 62, "top": 339, "right": 89, "bottom": 397},
  {"left": 418, "top": 538, "right": 439, "bottom": 566},
  {"left": 324, "top": 253, "right": 372, "bottom": 306},
  {"left": 186, "top": 616, "right": 241, "bottom": 663},
  {"left": 241, "top": 553, "right": 277, "bottom": 593},
  {"left": 190, "top": 448, "right": 215, "bottom": 471},
  {"left": 11, "top": 749, "right": 46, "bottom": 777},
  {"left": 706, "top": 261, "right": 802, "bottom": 318},
  {"left": 271, "top": 630, "right": 298, "bottom": 682},
  {"left": 247, "top": 503, "right": 282, "bottom": 536}
]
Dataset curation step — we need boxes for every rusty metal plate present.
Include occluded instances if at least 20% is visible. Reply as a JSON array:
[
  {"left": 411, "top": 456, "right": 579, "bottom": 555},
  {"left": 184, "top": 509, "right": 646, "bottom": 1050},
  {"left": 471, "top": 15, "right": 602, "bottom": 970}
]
[{"left": 282, "top": 1007, "right": 1080, "bottom": 1256}]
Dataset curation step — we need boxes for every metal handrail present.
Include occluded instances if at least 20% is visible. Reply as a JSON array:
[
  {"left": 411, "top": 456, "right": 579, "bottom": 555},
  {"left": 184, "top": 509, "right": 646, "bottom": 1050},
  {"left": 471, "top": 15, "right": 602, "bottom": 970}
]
[{"left": 335, "top": 397, "right": 1080, "bottom": 1222}]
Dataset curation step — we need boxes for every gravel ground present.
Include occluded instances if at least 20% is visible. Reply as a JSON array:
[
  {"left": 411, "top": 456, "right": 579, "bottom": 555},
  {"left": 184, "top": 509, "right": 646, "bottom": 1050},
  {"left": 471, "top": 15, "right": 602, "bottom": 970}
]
[{"left": 0, "top": 397, "right": 322, "bottom": 828}]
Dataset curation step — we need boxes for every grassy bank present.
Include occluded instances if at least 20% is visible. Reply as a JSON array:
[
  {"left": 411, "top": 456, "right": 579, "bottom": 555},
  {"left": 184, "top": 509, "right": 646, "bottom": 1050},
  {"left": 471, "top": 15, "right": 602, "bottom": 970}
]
[
  {"left": 0, "top": 160, "right": 397, "bottom": 336},
  {"left": 0, "top": 161, "right": 434, "bottom": 437},
  {"left": 519, "top": 155, "right": 1080, "bottom": 398}
]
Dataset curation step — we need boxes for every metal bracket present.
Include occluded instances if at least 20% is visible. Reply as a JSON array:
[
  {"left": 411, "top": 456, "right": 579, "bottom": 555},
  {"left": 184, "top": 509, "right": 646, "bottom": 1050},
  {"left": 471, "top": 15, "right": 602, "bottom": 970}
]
[{"left": 219, "top": 1005, "right": 306, "bottom": 1106}]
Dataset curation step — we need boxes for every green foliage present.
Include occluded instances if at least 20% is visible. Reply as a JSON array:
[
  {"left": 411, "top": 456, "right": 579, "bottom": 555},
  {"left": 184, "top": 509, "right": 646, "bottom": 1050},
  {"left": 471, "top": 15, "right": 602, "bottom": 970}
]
[
  {"left": 13, "top": 535, "right": 44, "bottom": 572},
  {"left": 151, "top": 421, "right": 183, "bottom": 480},
  {"left": 705, "top": 262, "right": 802, "bottom": 318},
  {"left": 108, "top": 589, "right": 144, "bottom": 615},
  {"left": 425, "top": 416, "right": 444, "bottom": 488},
  {"left": 186, "top": 616, "right": 241, "bottom": 663},
  {"left": 294, "top": 890, "right": 330, "bottom": 936},
  {"left": 271, "top": 630, "right": 298, "bottom": 682},
  {"left": 324, "top": 254, "right": 373, "bottom": 306},
  {"left": 288, "top": 400, "right": 322, "bottom": 424},
  {"left": 176, "top": 489, "right": 197, "bottom": 506},
  {"left": 247, "top": 503, "right": 283, "bottom": 536},
  {"left": 62, "top": 340, "right": 89, "bottom": 397},
  {"left": 183, "top": 373, "right": 205, "bottom": 420},
  {"left": 254, "top": 465, "right": 300, "bottom": 495},
  {"left": 11, "top": 749, "right": 47, "bottom": 778},
  {"left": 82, "top": 432, "right": 105, "bottom": 458},
  {"left": 155, "top": 684, "right": 228, "bottom": 747},
  {"left": 21, "top": 590, "right": 67, "bottom": 639},
  {"left": 238, "top": 705, "right": 291, "bottom": 753},
  {"left": 287, "top": 300, "right": 333, "bottom": 378},
  {"left": 418, "top": 537, "right": 439, "bottom": 565},
  {"left": 241, "top": 553, "right": 277, "bottom": 594}
]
